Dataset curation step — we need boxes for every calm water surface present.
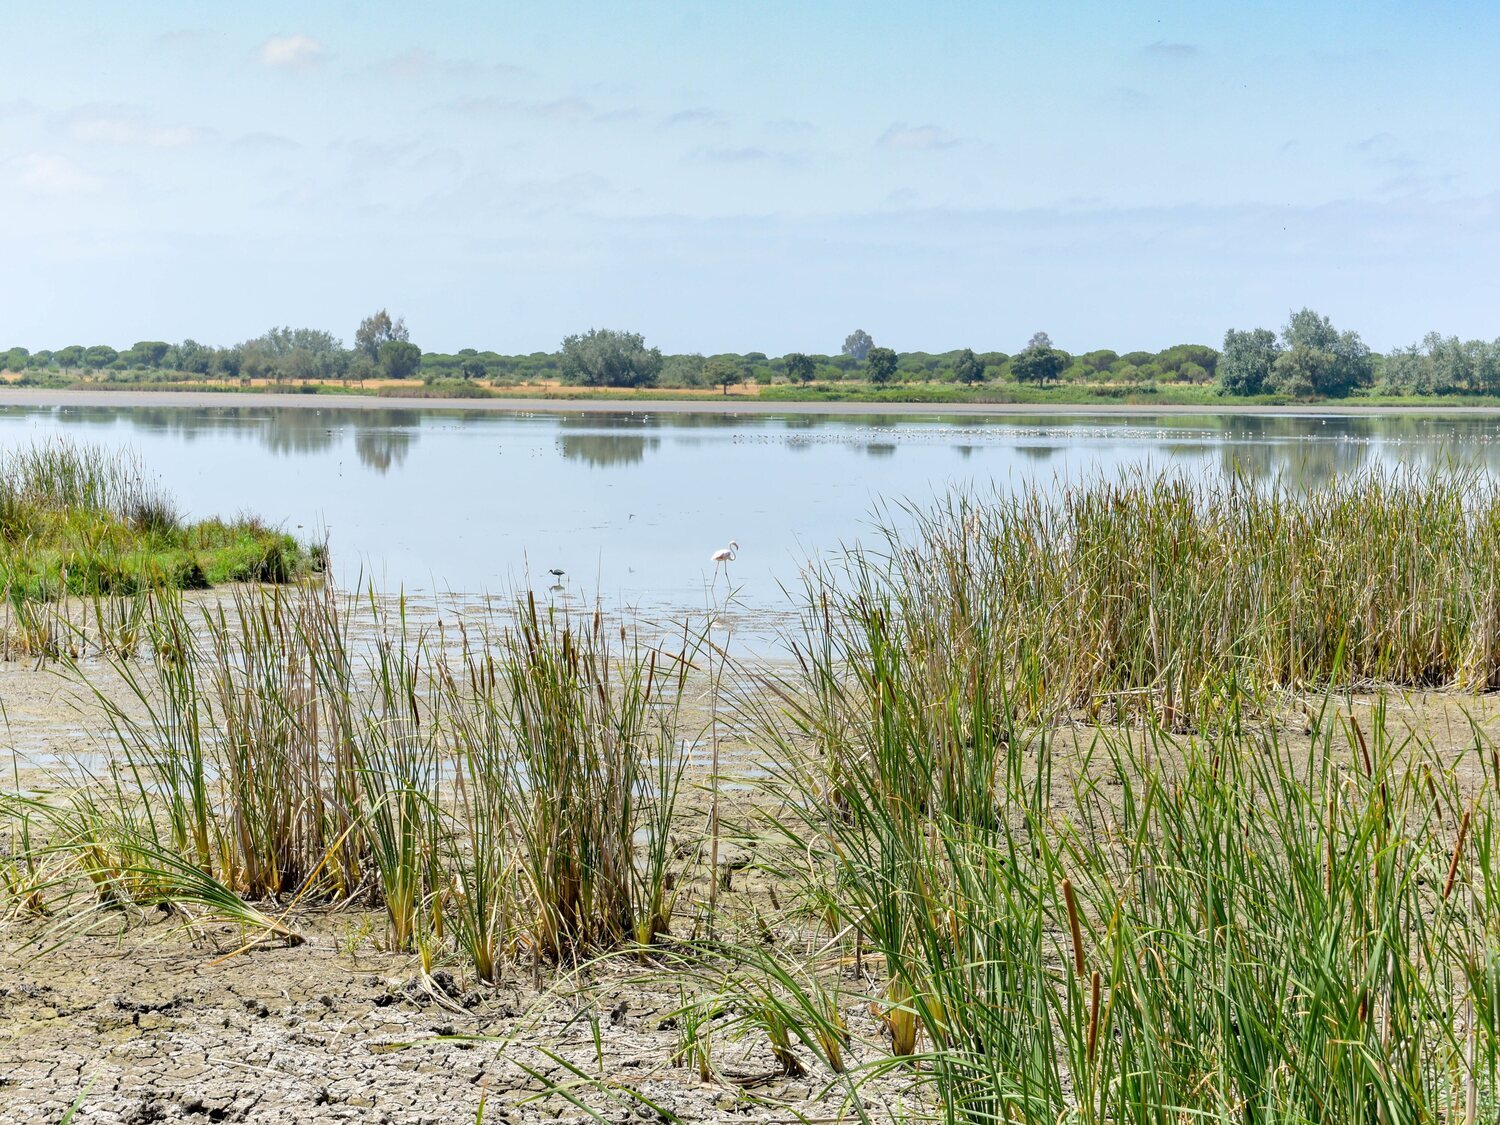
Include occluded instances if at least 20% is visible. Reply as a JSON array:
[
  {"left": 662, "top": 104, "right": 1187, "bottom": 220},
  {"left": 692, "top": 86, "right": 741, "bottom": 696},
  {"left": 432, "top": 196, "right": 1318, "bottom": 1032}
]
[{"left": 4, "top": 404, "right": 1500, "bottom": 632}]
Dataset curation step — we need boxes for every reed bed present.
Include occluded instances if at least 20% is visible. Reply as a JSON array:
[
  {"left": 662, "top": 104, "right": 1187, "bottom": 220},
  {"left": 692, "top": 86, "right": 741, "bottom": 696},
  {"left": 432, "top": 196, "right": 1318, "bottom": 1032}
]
[
  {"left": 0, "top": 437, "right": 309, "bottom": 606},
  {"left": 822, "top": 467, "right": 1500, "bottom": 730},
  {"left": 1, "top": 583, "right": 705, "bottom": 974},
  {"left": 709, "top": 469, "right": 1500, "bottom": 1121},
  {"left": 743, "top": 691, "right": 1500, "bottom": 1122}
]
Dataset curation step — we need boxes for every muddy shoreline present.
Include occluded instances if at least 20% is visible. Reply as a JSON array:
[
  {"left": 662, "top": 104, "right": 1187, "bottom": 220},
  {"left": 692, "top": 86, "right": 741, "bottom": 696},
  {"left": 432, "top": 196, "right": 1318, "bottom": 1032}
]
[
  {"left": 3, "top": 387, "right": 1498, "bottom": 418},
  {"left": 6, "top": 601, "right": 1500, "bottom": 1122}
]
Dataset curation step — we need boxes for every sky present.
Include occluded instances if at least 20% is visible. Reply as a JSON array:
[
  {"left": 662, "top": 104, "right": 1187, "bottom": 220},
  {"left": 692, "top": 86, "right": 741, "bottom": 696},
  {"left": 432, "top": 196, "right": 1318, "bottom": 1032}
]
[{"left": 2, "top": 0, "right": 1499, "bottom": 356}]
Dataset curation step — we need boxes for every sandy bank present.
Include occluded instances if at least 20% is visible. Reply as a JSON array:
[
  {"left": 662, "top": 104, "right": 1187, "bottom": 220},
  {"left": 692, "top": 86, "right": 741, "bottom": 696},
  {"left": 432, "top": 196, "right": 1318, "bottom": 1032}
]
[{"left": 4, "top": 387, "right": 1500, "bottom": 418}]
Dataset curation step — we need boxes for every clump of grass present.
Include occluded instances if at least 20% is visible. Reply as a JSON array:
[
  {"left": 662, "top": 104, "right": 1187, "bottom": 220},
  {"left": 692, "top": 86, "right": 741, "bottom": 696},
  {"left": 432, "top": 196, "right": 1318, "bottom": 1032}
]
[
  {"left": 496, "top": 595, "right": 699, "bottom": 960},
  {"left": 6, "top": 581, "right": 704, "bottom": 980},
  {"left": 0, "top": 438, "right": 310, "bottom": 608}
]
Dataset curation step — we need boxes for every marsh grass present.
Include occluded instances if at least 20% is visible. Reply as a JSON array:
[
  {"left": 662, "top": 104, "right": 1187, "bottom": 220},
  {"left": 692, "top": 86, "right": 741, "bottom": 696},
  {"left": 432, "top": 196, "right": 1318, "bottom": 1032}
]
[
  {"left": 741, "top": 693, "right": 1500, "bottom": 1120},
  {"left": 0, "top": 438, "right": 308, "bottom": 607},
  {"left": 720, "top": 469, "right": 1500, "bottom": 1120},
  {"left": 2, "top": 580, "right": 705, "bottom": 977},
  {"left": 840, "top": 467, "right": 1500, "bottom": 729},
  {"left": 9, "top": 468, "right": 1500, "bottom": 1122}
]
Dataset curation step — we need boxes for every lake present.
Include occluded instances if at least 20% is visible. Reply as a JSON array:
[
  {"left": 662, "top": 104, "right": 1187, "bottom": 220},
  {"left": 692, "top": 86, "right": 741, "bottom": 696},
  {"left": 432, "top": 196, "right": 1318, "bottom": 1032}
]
[{"left": 4, "top": 400, "right": 1500, "bottom": 642}]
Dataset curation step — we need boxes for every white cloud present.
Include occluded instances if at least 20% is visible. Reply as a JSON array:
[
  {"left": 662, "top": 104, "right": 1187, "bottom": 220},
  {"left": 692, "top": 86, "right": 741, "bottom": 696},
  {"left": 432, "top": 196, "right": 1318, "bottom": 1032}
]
[
  {"left": 373, "top": 48, "right": 447, "bottom": 79},
  {"left": 257, "top": 34, "right": 326, "bottom": 70},
  {"left": 691, "top": 145, "right": 803, "bottom": 167},
  {"left": 662, "top": 107, "right": 725, "bottom": 129},
  {"left": 156, "top": 28, "right": 210, "bottom": 47},
  {"left": 437, "top": 95, "right": 596, "bottom": 122},
  {"left": 876, "top": 123, "right": 958, "bottom": 151},
  {"left": 10, "top": 152, "right": 101, "bottom": 194},
  {"left": 67, "top": 111, "right": 210, "bottom": 148}
]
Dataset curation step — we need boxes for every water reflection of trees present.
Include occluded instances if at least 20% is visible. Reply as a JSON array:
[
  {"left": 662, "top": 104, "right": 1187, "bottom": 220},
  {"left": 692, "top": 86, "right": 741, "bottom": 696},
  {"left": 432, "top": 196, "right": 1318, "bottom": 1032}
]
[
  {"left": 558, "top": 433, "right": 662, "bottom": 467},
  {"left": 1017, "top": 444, "right": 1060, "bottom": 462},
  {"left": 354, "top": 426, "right": 415, "bottom": 474},
  {"left": 17, "top": 404, "right": 1500, "bottom": 486},
  {"left": 1208, "top": 415, "right": 1500, "bottom": 486},
  {"left": 554, "top": 414, "right": 668, "bottom": 467},
  {"left": 8, "top": 404, "right": 425, "bottom": 470}
]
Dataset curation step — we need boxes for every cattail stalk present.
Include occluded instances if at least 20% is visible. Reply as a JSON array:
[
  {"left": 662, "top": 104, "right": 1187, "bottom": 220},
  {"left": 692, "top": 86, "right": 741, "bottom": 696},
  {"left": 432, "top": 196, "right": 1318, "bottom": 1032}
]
[
  {"left": 1062, "top": 878, "right": 1085, "bottom": 978},
  {"left": 1444, "top": 808, "right": 1471, "bottom": 901},
  {"left": 1086, "top": 970, "right": 1102, "bottom": 1064}
]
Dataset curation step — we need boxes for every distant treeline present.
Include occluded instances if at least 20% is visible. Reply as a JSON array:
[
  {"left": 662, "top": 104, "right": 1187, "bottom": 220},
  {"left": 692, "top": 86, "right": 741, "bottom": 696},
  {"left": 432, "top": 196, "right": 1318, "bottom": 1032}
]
[{"left": 5, "top": 307, "right": 1498, "bottom": 398}]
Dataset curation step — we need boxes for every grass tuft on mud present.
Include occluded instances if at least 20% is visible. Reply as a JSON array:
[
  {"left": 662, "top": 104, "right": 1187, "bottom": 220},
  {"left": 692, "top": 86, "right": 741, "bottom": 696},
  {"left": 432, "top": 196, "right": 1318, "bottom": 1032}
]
[{"left": 0, "top": 439, "right": 310, "bottom": 602}]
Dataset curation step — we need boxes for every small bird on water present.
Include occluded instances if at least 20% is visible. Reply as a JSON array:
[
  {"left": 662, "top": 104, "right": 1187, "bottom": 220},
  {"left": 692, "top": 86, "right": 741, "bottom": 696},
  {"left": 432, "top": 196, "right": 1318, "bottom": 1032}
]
[{"left": 548, "top": 568, "right": 565, "bottom": 579}]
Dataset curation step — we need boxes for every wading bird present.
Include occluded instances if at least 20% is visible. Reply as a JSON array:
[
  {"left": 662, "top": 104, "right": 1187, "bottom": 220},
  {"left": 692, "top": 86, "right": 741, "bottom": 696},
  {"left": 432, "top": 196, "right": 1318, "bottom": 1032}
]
[{"left": 711, "top": 540, "right": 739, "bottom": 573}]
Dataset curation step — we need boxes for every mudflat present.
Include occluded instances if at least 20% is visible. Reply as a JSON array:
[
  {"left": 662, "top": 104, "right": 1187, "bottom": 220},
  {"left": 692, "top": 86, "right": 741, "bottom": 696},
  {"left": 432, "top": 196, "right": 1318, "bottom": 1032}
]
[{"left": 4, "top": 629, "right": 1497, "bottom": 1122}]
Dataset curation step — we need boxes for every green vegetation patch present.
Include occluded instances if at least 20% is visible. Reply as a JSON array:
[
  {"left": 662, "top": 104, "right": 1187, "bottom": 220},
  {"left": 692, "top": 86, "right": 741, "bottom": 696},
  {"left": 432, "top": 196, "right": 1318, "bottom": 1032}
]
[{"left": 0, "top": 440, "right": 311, "bottom": 602}]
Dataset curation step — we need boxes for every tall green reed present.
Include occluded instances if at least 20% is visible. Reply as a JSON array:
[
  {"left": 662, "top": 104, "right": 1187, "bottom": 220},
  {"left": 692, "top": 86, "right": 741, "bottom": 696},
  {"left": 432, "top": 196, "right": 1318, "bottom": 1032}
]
[
  {"left": 736, "top": 470, "right": 1500, "bottom": 1120},
  {"left": 7, "top": 580, "right": 704, "bottom": 979},
  {"left": 851, "top": 467, "right": 1500, "bottom": 728}
]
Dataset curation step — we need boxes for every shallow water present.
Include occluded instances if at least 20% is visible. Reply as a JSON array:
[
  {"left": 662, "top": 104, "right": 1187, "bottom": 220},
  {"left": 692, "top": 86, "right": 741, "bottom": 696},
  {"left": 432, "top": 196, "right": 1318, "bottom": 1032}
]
[{"left": 4, "top": 403, "right": 1499, "bottom": 640}]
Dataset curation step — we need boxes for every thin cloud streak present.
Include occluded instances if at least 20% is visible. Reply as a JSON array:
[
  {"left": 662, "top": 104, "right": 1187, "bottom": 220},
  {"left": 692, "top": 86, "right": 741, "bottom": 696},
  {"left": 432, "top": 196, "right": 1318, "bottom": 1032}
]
[
  {"left": 257, "top": 34, "right": 326, "bottom": 70},
  {"left": 10, "top": 152, "right": 102, "bottom": 194},
  {"left": 876, "top": 123, "right": 957, "bottom": 151},
  {"left": 1142, "top": 40, "right": 1200, "bottom": 57}
]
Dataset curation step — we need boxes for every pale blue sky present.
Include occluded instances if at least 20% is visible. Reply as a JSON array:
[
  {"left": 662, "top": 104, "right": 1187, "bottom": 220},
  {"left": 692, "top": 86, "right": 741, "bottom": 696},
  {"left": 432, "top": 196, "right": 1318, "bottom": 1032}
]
[{"left": 2, "top": 1, "right": 1498, "bottom": 354}]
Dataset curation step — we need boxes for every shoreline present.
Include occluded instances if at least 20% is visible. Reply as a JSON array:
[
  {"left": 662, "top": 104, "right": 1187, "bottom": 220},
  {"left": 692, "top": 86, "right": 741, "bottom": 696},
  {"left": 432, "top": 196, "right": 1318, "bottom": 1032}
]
[{"left": 5, "top": 386, "right": 1500, "bottom": 417}]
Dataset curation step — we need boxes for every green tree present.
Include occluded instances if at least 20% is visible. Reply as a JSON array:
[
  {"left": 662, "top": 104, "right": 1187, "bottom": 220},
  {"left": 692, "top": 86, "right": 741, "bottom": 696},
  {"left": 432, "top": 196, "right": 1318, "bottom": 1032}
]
[
  {"left": 1474, "top": 340, "right": 1500, "bottom": 394},
  {"left": 559, "top": 329, "right": 663, "bottom": 388},
  {"left": 659, "top": 354, "right": 707, "bottom": 388},
  {"left": 380, "top": 340, "right": 422, "bottom": 380},
  {"left": 1377, "top": 345, "right": 1422, "bottom": 394},
  {"left": 1079, "top": 349, "right": 1119, "bottom": 374},
  {"left": 1269, "top": 346, "right": 1320, "bottom": 397},
  {"left": 173, "top": 339, "right": 213, "bottom": 375},
  {"left": 1155, "top": 343, "right": 1219, "bottom": 380},
  {"left": 2, "top": 347, "right": 28, "bottom": 372},
  {"left": 784, "top": 352, "right": 815, "bottom": 384},
  {"left": 355, "top": 309, "right": 409, "bottom": 361},
  {"left": 953, "top": 347, "right": 985, "bottom": 384},
  {"left": 705, "top": 355, "right": 745, "bottom": 396},
  {"left": 866, "top": 346, "right": 898, "bottom": 384},
  {"left": 1268, "top": 309, "right": 1371, "bottom": 397},
  {"left": 54, "top": 345, "right": 85, "bottom": 371},
  {"left": 1217, "top": 328, "right": 1280, "bottom": 396},
  {"left": 1419, "top": 332, "right": 1475, "bottom": 394},
  {"left": 83, "top": 345, "right": 118, "bottom": 370},
  {"left": 1011, "top": 332, "right": 1066, "bottom": 386},
  {"left": 212, "top": 347, "right": 243, "bottom": 379},
  {"left": 130, "top": 341, "right": 171, "bottom": 368},
  {"left": 842, "top": 329, "right": 874, "bottom": 361}
]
